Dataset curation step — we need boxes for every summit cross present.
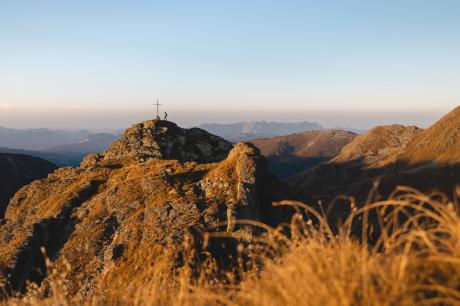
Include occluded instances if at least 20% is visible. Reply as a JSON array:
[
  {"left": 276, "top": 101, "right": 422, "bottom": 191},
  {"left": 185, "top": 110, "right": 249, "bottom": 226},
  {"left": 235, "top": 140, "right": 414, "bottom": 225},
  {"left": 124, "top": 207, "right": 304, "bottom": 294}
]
[{"left": 154, "top": 99, "right": 162, "bottom": 119}]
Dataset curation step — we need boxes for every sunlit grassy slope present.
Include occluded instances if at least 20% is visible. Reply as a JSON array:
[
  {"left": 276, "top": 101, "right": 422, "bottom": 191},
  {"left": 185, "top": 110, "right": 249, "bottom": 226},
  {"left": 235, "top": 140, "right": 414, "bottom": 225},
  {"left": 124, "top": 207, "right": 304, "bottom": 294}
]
[{"left": 5, "top": 186, "right": 460, "bottom": 306}]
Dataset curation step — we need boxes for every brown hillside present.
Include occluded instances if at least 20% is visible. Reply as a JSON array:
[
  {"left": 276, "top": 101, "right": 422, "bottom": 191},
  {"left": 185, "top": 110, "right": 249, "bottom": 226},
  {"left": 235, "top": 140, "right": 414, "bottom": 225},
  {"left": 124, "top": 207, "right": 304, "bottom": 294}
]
[
  {"left": 332, "top": 124, "right": 423, "bottom": 168},
  {"left": 250, "top": 130, "right": 356, "bottom": 179},
  {"left": 0, "top": 120, "right": 288, "bottom": 300},
  {"left": 0, "top": 153, "right": 57, "bottom": 219},
  {"left": 399, "top": 105, "right": 460, "bottom": 165},
  {"left": 290, "top": 107, "right": 460, "bottom": 203},
  {"left": 251, "top": 130, "right": 356, "bottom": 158},
  {"left": 288, "top": 124, "right": 424, "bottom": 203}
]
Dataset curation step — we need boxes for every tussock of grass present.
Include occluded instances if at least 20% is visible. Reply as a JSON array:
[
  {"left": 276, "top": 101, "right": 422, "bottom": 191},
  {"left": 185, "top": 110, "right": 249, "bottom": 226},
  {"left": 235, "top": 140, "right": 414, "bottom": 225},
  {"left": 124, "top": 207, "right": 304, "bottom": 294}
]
[{"left": 4, "top": 186, "right": 460, "bottom": 305}]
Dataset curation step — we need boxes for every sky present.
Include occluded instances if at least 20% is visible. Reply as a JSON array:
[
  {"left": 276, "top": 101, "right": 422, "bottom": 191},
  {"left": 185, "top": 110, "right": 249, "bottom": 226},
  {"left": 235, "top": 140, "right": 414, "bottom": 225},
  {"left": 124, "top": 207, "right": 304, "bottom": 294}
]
[{"left": 0, "top": 0, "right": 459, "bottom": 130}]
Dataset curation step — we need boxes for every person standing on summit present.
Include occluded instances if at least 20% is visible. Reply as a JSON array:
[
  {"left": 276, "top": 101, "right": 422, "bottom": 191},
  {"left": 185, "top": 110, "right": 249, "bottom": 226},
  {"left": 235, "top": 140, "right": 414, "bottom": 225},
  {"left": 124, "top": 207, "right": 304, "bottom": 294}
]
[{"left": 164, "top": 112, "right": 168, "bottom": 121}]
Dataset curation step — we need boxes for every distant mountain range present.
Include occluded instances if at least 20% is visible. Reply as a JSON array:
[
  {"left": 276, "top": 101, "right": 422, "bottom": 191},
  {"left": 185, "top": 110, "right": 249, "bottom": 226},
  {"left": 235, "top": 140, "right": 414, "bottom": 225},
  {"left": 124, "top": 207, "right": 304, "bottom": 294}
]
[
  {"left": 0, "top": 121, "right": 357, "bottom": 167},
  {"left": 0, "top": 126, "right": 92, "bottom": 151},
  {"left": 0, "top": 131, "right": 118, "bottom": 166},
  {"left": 44, "top": 133, "right": 118, "bottom": 155},
  {"left": 197, "top": 121, "right": 324, "bottom": 142},
  {"left": 1, "top": 121, "right": 324, "bottom": 167}
]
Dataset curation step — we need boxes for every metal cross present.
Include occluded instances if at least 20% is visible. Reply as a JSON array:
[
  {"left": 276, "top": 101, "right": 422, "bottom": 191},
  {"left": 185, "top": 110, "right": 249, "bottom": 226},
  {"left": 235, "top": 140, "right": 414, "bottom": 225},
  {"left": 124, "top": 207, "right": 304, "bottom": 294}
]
[{"left": 154, "top": 99, "right": 162, "bottom": 119}]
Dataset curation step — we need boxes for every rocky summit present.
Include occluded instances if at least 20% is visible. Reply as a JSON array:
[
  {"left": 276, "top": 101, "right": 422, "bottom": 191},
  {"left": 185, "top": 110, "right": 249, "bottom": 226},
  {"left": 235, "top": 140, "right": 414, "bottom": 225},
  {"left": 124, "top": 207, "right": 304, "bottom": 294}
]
[
  {"left": 0, "top": 119, "right": 284, "bottom": 300},
  {"left": 81, "top": 120, "right": 233, "bottom": 168}
]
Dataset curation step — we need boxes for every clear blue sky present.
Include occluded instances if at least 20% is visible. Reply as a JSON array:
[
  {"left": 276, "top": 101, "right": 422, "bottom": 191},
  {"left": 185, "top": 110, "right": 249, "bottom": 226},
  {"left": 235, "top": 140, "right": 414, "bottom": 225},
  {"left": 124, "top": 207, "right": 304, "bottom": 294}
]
[{"left": 0, "top": 0, "right": 459, "bottom": 129}]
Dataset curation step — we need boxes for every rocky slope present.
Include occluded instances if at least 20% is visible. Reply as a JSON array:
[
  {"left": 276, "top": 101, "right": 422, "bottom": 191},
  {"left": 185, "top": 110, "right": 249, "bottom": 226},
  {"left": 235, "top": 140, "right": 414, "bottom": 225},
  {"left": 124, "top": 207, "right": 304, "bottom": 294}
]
[
  {"left": 0, "top": 119, "right": 288, "bottom": 300},
  {"left": 250, "top": 130, "right": 356, "bottom": 179},
  {"left": 0, "top": 153, "right": 57, "bottom": 219}
]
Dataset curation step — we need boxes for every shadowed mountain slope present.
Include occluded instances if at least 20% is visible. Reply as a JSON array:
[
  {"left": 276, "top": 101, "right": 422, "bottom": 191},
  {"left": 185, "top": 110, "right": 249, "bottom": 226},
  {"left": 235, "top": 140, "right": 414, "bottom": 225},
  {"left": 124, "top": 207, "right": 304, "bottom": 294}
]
[
  {"left": 0, "top": 154, "right": 57, "bottom": 219},
  {"left": 289, "top": 125, "right": 423, "bottom": 200},
  {"left": 250, "top": 130, "right": 356, "bottom": 179},
  {"left": 0, "top": 147, "right": 82, "bottom": 167}
]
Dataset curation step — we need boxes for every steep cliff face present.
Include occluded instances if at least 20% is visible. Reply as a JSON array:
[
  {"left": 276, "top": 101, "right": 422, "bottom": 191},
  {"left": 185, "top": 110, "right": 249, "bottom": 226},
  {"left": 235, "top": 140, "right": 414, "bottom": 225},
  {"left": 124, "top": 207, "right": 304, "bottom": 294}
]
[
  {"left": 0, "top": 153, "right": 57, "bottom": 219},
  {"left": 0, "top": 120, "right": 273, "bottom": 299}
]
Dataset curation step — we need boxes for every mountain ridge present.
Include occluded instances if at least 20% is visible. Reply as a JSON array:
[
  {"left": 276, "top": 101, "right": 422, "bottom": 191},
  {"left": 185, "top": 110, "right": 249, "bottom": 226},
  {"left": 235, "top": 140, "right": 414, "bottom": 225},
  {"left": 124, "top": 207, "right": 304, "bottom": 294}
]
[
  {"left": 0, "top": 126, "right": 92, "bottom": 151},
  {"left": 290, "top": 106, "right": 460, "bottom": 202},
  {"left": 198, "top": 120, "right": 323, "bottom": 142}
]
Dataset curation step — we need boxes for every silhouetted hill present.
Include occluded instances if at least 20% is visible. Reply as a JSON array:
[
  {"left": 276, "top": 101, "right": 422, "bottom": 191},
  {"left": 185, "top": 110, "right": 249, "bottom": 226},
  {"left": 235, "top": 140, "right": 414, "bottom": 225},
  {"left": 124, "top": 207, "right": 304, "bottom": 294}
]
[
  {"left": 0, "top": 153, "right": 57, "bottom": 219},
  {"left": 198, "top": 121, "right": 323, "bottom": 142},
  {"left": 250, "top": 130, "right": 356, "bottom": 179},
  {"left": 0, "top": 147, "right": 83, "bottom": 167}
]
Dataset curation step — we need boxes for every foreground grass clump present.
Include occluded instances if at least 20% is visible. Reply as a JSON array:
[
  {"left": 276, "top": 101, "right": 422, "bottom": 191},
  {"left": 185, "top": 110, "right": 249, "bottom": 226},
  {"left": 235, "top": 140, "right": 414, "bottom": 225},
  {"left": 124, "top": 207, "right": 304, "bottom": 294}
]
[{"left": 6, "top": 187, "right": 460, "bottom": 305}]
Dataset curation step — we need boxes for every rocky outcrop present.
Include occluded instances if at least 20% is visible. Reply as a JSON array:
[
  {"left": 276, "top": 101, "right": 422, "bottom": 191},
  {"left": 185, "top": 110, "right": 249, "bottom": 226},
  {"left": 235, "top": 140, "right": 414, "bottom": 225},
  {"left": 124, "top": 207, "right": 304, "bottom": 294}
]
[
  {"left": 0, "top": 153, "right": 57, "bottom": 219},
  {"left": 81, "top": 120, "right": 232, "bottom": 168},
  {"left": 0, "top": 120, "right": 274, "bottom": 300}
]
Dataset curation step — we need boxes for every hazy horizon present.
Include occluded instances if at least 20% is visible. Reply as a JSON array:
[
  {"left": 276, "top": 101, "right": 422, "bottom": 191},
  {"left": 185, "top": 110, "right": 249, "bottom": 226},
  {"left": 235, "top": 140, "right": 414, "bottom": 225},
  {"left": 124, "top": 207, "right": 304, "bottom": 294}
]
[{"left": 0, "top": 106, "right": 450, "bottom": 132}]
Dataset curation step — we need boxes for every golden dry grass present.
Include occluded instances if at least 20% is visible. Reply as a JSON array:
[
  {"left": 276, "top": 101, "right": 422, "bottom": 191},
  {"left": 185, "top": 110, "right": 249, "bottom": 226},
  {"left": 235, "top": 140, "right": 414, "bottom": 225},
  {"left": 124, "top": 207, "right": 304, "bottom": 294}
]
[{"left": 4, "top": 186, "right": 460, "bottom": 306}]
